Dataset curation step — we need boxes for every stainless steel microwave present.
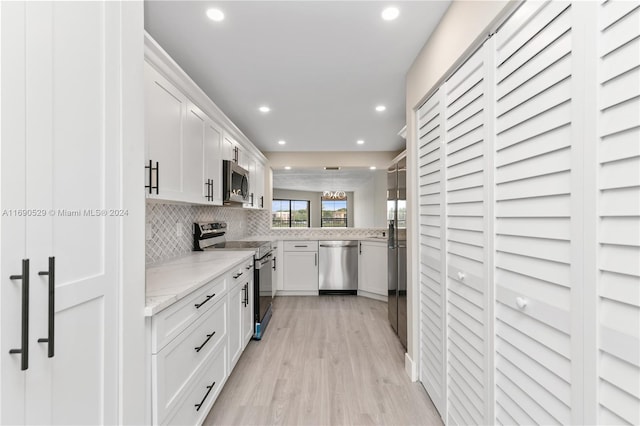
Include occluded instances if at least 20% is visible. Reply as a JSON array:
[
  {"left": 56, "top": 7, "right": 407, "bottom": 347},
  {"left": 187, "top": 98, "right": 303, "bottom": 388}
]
[{"left": 223, "top": 160, "right": 250, "bottom": 204}]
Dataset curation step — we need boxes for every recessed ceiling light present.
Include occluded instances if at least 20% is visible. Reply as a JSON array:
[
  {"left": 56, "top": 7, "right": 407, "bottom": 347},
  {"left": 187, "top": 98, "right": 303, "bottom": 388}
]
[
  {"left": 284, "top": 166, "right": 292, "bottom": 170},
  {"left": 259, "top": 106, "right": 270, "bottom": 113},
  {"left": 370, "top": 166, "right": 377, "bottom": 170},
  {"left": 206, "top": 8, "right": 224, "bottom": 22},
  {"left": 278, "top": 140, "right": 286, "bottom": 145},
  {"left": 381, "top": 7, "right": 400, "bottom": 21},
  {"left": 375, "top": 105, "right": 386, "bottom": 112},
  {"left": 357, "top": 140, "right": 365, "bottom": 145}
]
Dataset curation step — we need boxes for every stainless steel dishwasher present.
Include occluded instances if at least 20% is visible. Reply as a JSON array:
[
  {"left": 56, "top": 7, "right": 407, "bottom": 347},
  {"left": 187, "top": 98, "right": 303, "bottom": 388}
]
[{"left": 318, "top": 240, "right": 358, "bottom": 294}]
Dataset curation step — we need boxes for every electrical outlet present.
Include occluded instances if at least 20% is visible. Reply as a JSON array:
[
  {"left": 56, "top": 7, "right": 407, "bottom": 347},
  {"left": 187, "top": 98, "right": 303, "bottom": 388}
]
[
  {"left": 176, "top": 222, "right": 183, "bottom": 237},
  {"left": 145, "top": 222, "right": 153, "bottom": 241}
]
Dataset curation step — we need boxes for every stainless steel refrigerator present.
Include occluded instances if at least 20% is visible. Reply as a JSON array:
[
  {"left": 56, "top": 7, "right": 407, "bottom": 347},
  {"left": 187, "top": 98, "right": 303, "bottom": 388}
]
[{"left": 387, "top": 156, "right": 407, "bottom": 349}]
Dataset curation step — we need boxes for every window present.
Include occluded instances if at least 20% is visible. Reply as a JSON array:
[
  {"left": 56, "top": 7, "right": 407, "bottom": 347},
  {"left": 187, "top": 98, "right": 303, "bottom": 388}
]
[
  {"left": 321, "top": 199, "right": 348, "bottom": 227},
  {"left": 272, "top": 199, "right": 310, "bottom": 228}
]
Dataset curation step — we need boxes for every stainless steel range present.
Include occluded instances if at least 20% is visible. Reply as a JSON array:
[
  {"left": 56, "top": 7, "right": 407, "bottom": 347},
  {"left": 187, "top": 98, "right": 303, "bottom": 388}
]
[{"left": 193, "top": 222, "right": 273, "bottom": 340}]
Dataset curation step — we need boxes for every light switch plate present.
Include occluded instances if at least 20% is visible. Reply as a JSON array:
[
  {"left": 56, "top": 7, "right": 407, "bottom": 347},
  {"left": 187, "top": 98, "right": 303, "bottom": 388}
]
[{"left": 145, "top": 222, "right": 153, "bottom": 241}]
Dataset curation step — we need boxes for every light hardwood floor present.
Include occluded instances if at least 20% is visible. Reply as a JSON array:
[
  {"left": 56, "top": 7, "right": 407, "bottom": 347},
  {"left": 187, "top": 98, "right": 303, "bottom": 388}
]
[{"left": 205, "top": 296, "right": 442, "bottom": 426}]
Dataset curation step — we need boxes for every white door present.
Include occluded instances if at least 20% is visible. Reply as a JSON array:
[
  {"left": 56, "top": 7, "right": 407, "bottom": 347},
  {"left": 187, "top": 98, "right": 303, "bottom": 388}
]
[
  {"left": 592, "top": 1, "right": 640, "bottom": 424},
  {"left": 493, "top": 2, "right": 577, "bottom": 424},
  {"left": 358, "top": 241, "right": 388, "bottom": 297},
  {"left": 1, "top": 2, "right": 121, "bottom": 424},
  {"left": 443, "top": 42, "right": 492, "bottom": 426},
  {"left": 417, "top": 88, "right": 447, "bottom": 417}
]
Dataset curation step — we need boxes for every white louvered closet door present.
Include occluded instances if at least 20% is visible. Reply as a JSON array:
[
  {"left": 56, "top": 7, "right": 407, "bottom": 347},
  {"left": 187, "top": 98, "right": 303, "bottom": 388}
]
[
  {"left": 493, "top": 1, "right": 578, "bottom": 424},
  {"left": 417, "top": 89, "right": 447, "bottom": 417},
  {"left": 443, "top": 43, "right": 492, "bottom": 426},
  {"left": 594, "top": 1, "right": 640, "bottom": 424}
]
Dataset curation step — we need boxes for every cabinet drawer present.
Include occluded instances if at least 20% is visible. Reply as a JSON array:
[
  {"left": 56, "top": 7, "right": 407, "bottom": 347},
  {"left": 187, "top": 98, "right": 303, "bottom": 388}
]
[
  {"left": 151, "top": 275, "right": 227, "bottom": 353},
  {"left": 153, "top": 297, "right": 227, "bottom": 424},
  {"left": 283, "top": 240, "right": 318, "bottom": 252},
  {"left": 162, "top": 342, "right": 227, "bottom": 426},
  {"left": 229, "top": 260, "right": 254, "bottom": 286}
]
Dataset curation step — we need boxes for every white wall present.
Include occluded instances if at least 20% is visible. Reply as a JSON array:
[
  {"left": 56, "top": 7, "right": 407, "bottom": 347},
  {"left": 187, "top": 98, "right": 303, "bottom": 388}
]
[
  {"left": 353, "top": 170, "right": 387, "bottom": 228},
  {"left": 272, "top": 188, "right": 355, "bottom": 228},
  {"left": 404, "top": 0, "right": 518, "bottom": 378}
]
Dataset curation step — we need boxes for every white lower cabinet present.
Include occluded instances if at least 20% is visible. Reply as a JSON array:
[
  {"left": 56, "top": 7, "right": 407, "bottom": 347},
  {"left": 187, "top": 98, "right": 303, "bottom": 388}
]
[
  {"left": 163, "top": 343, "right": 227, "bottom": 426},
  {"left": 282, "top": 241, "right": 319, "bottom": 294},
  {"left": 149, "top": 257, "right": 254, "bottom": 425},
  {"left": 357, "top": 241, "right": 388, "bottom": 300},
  {"left": 228, "top": 259, "right": 254, "bottom": 373}
]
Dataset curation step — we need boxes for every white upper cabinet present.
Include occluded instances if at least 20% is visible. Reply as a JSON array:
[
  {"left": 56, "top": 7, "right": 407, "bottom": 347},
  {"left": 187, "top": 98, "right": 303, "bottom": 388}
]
[
  {"left": 144, "top": 35, "right": 267, "bottom": 207},
  {"left": 204, "top": 120, "right": 223, "bottom": 205},
  {"left": 144, "top": 62, "right": 187, "bottom": 201}
]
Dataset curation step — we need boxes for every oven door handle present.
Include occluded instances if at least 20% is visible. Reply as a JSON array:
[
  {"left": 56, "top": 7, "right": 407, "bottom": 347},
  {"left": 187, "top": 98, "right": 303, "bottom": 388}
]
[{"left": 255, "top": 253, "right": 273, "bottom": 269}]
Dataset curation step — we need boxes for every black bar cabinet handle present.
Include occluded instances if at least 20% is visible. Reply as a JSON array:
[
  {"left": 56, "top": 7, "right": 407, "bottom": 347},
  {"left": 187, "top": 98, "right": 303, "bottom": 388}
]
[
  {"left": 9, "top": 259, "right": 29, "bottom": 371},
  {"left": 250, "top": 193, "right": 254, "bottom": 207},
  {"left": 147, "top": 160, "right": 153, "bottom": 194},
  {"left": 272, "top": 257, "right": 276, "bottom": 271},
  {"left": 194, "top": 331, "right": 216, "bottom": 353},
  {"left": 233, "top": 272, "right": 243, "bottom": 279},
  {"left": 260, "top": 196, "right": 264, "bottom": 208},
  {"left": 359, "top": 242, "right": 362, "bottom": 255},
  {"left": 145, "top": 160, "right": 160, "bottom": 194},
  {"left": 37, "top": 256, "right": 55, "bottom": 358},
  {"left": 195, "top": 381, "right": 216, "bottom": 411},
  {"left": 194, "top": 293, "right": 215, "bottom": 309}
]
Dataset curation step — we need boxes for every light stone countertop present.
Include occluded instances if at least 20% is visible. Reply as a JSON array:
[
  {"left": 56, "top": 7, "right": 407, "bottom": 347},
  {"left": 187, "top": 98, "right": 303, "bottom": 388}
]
[
  {"left": 145, "top": 250, "right": 254, "bottom": 316},
  {"left": 241, "top": 235, "right": 388, "bottom": 243}
]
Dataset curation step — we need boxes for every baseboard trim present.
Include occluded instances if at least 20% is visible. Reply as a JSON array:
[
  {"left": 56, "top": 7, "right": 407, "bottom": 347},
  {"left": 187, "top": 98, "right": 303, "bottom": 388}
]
[
  {"left": 405, "top": 352, "right": 418, "bottom": 382},
  {"left": 357, "top": 289, "right": 388, "bottom": 302}
]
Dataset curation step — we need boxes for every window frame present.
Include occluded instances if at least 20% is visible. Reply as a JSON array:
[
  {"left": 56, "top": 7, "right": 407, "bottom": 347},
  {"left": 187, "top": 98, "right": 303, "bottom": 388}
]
[{"left": 271, "top": 199, "right": 311, "bottom": 228}]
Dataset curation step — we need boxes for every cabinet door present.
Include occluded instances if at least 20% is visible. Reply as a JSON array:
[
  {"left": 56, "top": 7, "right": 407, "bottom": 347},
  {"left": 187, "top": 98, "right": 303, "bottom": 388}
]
[
  {"left": 254, "top": 161, "right": 265, "bottom": 209},
  {"left": 358, "top": 242, "right": 388, "bottom": 297},
  {"left": 222, "top": 134, "right": 236, "bottom": 162},
  {"left": 283, "top": 252, "right": 318, "bottom": 291},
  {"left": 242, "top": 278, "right": 254, "bottom": 346},
  {"left": 144, "top": 61, "right": 187, "bottom": 200},
  {"left": 204, "top": 120, "right": 223, "bottom": 205},
  {"left": 227, "top": 283, "right": 243, "bottom": 373},
  {"left": 183, "top": 102, "right": 207, "bottom": 203},
  {"left": 243, "top": 156, "right": 256, "bottom": 208}
]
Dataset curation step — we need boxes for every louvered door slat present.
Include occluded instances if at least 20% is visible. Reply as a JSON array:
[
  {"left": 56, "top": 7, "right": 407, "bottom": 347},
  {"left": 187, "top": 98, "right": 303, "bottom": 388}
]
[
  {"left": 417, "top": 89, "right": 447, "bottom": 417},
  {"left": 596, "top": 6, "right": 640, "bottom": 418}
]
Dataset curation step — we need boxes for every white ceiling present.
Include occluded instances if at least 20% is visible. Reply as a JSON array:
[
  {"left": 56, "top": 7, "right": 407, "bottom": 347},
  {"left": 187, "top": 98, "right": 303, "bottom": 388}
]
[
  {"left": 144, "top": 1, "right": 450, "bottom": 153},
  {"left": 273, "top": 168, "right": 385, "bottom": 192}
]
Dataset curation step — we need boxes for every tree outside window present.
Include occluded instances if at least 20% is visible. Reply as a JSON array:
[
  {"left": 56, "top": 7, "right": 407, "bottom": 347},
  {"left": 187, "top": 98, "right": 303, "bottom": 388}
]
[{"left": 272, "top": 199, "right": 310, "bottom": 228}]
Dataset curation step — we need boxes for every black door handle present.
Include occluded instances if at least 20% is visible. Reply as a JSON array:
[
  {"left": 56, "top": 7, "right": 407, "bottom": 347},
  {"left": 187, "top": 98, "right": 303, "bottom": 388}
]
[
  {"left": 145, "top": 160, "right": 159, "bottom": 194},
  {"left": 9, "top": 259, "right": 29, "bottom": 370},
  {"left": 37, "top": 257, "right": 55, "bottom": 358}
]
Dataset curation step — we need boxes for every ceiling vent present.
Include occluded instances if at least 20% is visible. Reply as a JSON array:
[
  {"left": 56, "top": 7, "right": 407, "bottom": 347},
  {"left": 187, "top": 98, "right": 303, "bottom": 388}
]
[{"left": 324, "top": 166, "right": 341, "bottom": 171}]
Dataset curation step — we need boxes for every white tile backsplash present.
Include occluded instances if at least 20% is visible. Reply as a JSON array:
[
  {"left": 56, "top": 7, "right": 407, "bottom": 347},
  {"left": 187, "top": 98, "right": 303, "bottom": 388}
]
[{"left": 147, "top": 203, "right": 387, "bottom": 264}]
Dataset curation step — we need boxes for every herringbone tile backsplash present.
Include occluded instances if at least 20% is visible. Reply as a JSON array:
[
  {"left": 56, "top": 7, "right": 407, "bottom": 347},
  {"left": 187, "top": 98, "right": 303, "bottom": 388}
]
[{"left": 147, "top": 203, "right": 386, "bottom": 264}]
